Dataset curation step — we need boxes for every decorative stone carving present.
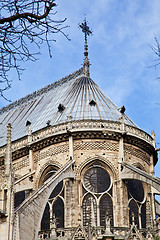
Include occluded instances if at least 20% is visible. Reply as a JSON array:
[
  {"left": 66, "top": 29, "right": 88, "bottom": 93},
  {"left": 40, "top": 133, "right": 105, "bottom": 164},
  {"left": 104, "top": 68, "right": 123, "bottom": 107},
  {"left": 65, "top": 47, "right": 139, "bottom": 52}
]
[
  {"left": 124, "top": 145, "right": 150, "bottom": 164},
  {"left": 73, "top": 225, "right": 87, "bottom": 240},
  {"left": 34, "top": 143, "right": 69, "bottom": 163},
  {"left": 13, "top": 157, "right": 29, "bottom": 171},
  {"left": 50, "top": 214, "right": 57, "bottom": 238},
  {"left": 105, "top": 211, "right": 112, "bottom": 235},
  {"left": 74, "top": 141, "right": 119, "bottom": 152},
  {"left": 125, "top": 213, "right": 143, "bottom": 240}
]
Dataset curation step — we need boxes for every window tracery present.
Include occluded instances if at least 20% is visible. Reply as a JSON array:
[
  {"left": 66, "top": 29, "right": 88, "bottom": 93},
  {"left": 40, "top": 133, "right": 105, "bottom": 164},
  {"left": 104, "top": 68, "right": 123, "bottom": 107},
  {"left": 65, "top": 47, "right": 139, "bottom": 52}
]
[
  {"left": 40, "top": 180, "right": 64, "bottom": 230},
  {"left": 82, "top": 193, "right": 97, "bottom": 226},
  {"left": 127, "top": 179, "right": 146, "bottom": 229},
  {"left": 82, "top": 162, "right": 113, "bottom": 227}
]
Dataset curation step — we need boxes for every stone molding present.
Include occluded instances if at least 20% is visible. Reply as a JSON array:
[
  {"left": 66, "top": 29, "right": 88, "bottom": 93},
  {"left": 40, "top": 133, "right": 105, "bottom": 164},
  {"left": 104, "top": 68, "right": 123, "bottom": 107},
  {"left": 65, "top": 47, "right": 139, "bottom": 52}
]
[
  {"left": 73, "top": 140, "right": 119, "bottom": 152},
  {"left": 35, "top": 159, "right": 63, "bottom": 188},
  {"left": 75, "top": 154, "right": 118, "bottom": 180},
  {"left": 0, "top": 120, "right": 155, "bottom": 160}
]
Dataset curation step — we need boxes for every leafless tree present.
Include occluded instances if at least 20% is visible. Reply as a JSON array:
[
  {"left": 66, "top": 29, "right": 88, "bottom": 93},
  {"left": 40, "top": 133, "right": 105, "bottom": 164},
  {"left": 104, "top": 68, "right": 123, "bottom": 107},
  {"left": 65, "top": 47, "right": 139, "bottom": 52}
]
[
  {"left": 0, "top": 0, "right": 69, "bottom": 100},
  {"left": 149, "top": 36, "right": 160, "bottom": 79}
]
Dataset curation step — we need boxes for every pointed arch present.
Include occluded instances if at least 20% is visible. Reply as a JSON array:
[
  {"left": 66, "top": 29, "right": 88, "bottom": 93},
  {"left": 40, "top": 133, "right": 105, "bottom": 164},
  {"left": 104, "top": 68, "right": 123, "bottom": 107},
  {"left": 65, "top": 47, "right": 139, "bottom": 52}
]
[
  {"left": 52, "top": 197, "right": 64, "bottom": 228},
  {"left": 99, "top": 193, "right": 113, "bottom": 227},
  {"left": 14, "top": 160, "right": 75, "bottom": 240},
  {"left": 129, "top": 199, "right": 139, "bottom": 228},
  {"left": 75, "top": 155, "right": 118, "bottom": 180},
  {"left": 82, "top": 193, "right": 97, "bottom": 227},
  {"left": 35, "top": 160, "right": 62, "bottom": 188}
]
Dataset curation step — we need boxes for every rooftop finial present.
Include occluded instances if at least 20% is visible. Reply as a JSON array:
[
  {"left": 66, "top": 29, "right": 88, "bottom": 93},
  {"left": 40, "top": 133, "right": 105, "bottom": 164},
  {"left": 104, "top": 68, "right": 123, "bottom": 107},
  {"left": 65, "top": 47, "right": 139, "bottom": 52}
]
[{"left": 79, "top": 17, "right": 93, "bottom": 77}]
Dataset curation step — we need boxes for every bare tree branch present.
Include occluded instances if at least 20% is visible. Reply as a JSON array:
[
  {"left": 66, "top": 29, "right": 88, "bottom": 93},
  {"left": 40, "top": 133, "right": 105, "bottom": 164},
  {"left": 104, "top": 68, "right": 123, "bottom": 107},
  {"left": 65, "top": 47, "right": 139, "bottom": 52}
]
[
  {"left": 0, "top": 0, "right": 69, "bottom": 100},
  {"left": 149, "top": 36, "right": 160, "bottom": 68}
]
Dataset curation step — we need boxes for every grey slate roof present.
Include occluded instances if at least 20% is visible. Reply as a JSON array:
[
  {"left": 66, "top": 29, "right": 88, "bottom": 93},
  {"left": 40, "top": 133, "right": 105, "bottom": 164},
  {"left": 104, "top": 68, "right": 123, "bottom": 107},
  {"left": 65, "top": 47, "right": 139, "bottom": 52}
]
[{"left": 0, "top": 67, "right": 137, "bottom": 147}]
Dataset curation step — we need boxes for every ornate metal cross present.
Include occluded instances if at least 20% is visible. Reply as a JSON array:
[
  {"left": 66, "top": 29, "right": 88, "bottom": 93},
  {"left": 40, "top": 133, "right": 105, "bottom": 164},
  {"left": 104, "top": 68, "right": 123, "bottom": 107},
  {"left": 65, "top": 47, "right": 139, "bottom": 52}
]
[{"left": 79, "top": 18, "right": 93, "bottom": 41}]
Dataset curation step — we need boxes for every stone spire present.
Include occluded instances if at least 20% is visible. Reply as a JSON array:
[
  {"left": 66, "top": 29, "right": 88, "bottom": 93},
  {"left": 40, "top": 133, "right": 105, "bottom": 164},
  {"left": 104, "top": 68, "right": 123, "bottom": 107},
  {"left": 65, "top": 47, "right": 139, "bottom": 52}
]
[{"left": 79, "top": 18, "right": 92, "bottom": 77}]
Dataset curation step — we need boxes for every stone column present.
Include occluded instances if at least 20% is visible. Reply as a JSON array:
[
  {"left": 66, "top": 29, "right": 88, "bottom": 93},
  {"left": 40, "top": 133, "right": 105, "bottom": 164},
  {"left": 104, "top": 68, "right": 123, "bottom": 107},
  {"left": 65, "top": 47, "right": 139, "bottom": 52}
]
[
  {"left": 28, "top": 127, "right": 33, "bottom": 172},
  {"left": 117, "top": 114, "right": 127, "bottom": 227},
  {"left": 76, "top": 178, "right": 82, "bottom": 226},
  {"left": 146, "top": 193, "right": 153, "bottom": 228}
]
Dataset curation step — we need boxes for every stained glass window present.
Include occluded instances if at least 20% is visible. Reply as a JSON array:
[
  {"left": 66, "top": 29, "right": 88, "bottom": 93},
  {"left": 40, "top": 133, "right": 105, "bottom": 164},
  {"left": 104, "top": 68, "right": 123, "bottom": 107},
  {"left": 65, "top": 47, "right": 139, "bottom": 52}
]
[
  {"left": 53, "top": 197, "right": 64, "bottom": 228},
  {"left": 82, "top": 164, "right": 113, "bottom": 227},
  {"left": 49, "top": 181, "right": 63, "bottom": 199},
  {"left": 84, "top": 167, "right": 110, "bottom": 193},
  {"left": 141, "top": 203, "right": 146, "bottom": 228},
  {"left": 127, "top": 180, "right": 144, "bottom": 202},
  {"left": 82, "top": 193, "right": 97, "bottom": 226},
  {"left": 100, "top": 194, "right": 113, "bottom": 226},
  {"left": 129, "top": 199, "right": 139, "bottom": 228},
  {"left": 127, "top": 179, "right": 146, "bottom": 229}
]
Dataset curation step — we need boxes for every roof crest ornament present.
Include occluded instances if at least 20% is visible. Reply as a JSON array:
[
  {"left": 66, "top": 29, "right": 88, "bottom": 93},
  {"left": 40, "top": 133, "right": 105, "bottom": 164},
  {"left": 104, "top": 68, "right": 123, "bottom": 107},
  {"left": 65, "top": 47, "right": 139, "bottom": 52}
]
[{"left": 79, "top": 17, "right": 93, "bottom": 77}]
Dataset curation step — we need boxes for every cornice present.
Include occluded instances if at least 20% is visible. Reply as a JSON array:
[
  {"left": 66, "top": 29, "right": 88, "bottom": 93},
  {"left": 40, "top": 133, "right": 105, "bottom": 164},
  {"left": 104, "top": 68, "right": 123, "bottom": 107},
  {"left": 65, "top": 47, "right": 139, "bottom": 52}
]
[{"left": 0, "top": 120, "right": 156, "bottom": 163}]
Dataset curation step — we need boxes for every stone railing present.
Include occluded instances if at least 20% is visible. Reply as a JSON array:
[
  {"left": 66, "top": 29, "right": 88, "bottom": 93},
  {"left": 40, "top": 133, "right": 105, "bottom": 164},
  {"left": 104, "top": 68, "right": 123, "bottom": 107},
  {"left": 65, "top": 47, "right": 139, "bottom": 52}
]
[
  {"left": 38, "top": 228, "right": 76, "bottom": 240},
  {"left": 0, "top": 120, "right": 154, "bottom": 156},
  {"left": 37, "top": 226, "right": 154, "bottom": 240},
  {"left": 38, "top": 226, "right": 105, "bottom": 240},
  {"left": 38, "top": 230, "right": 51, "bottom": 239}
]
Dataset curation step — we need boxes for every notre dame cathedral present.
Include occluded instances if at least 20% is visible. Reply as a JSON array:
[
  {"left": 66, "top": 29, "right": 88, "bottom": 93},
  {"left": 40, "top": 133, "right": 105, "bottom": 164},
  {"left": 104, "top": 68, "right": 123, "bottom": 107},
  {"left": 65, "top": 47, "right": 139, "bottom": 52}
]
[{"left": 0, "top": 20, "right": 160, "bottom": 240}]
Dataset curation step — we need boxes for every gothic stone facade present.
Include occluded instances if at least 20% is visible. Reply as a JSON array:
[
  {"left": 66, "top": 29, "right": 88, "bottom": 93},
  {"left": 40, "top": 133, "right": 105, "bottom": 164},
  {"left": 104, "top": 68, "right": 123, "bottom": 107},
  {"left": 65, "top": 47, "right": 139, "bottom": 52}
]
[
  {"left": 0, "top": 67, "right": 160, "bottom": 240},
  {"left": 0, "top": 119, "right": 160, "bottom": 240}
]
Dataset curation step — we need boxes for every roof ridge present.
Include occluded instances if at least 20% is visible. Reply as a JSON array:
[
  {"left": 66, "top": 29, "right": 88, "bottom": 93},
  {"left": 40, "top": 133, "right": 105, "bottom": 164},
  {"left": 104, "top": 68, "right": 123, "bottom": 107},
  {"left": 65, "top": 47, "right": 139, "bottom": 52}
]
[{"left": 0, "top": 67, "right": 83, "bottom": 115}]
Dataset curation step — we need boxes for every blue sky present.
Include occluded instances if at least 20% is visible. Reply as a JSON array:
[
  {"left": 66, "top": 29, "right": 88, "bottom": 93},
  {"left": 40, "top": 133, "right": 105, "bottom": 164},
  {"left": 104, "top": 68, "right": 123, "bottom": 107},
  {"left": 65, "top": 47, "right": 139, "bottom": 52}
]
[{"left": 0, "top": 0, "right": 160, "bottom": 181}]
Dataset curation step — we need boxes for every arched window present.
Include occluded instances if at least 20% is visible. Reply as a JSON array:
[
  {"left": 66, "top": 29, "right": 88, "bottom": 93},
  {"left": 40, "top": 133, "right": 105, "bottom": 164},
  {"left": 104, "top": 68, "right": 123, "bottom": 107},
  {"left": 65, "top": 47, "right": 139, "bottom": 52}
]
[
  {"left": 53, "top": 197, "right": 64, "bottom": 228},
  {"left": 127, "top": 180, "right": 144, "bottom": 202},
  {"left": 127, "top": 179, "right": 146, "bottom": 229},
  {"left": 100, "top": 194, "right": 113, "bottom": 226},
  {"left": 39, "top": 165, "right": 58, "bottom": 186},
  {"left": 82, "top": 193, "right": 97, "bottom": 226},
  {"left": 41, "top": 203, "right": 50, "bottom": 230},
  {"left": 82, "top": 163, "right": 113, "bottom": 227},
  {"left": 129, "top": 199, "right": 139, "bottom": 228}
]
